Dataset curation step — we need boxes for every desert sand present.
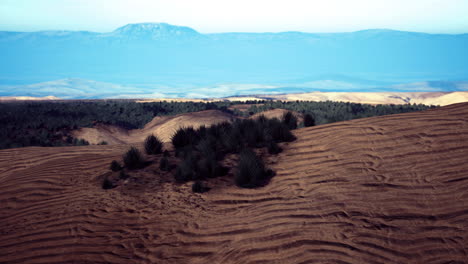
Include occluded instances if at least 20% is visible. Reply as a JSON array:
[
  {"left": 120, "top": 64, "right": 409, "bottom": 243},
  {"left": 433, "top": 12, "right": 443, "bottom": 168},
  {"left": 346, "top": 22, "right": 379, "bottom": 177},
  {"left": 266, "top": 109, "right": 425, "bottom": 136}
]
[
  {"left": 2, "top": 91, "right": 468, "bottom": 106},
  {"left": 1, "top": 103, "right": 468, "bottom": 263},
  {"left": 72, "top": 109, "right": 304, "bottom": 145},
  {"left": 72, "top": 110, "right": 236, "bottom": 144},
  {"left": 140, "top": 91, "right": 468, "bottom": 106},
  {"left": 0, "top": 96, "right": 60, "bottom": 101},
  {"left": 250, "top": 108, "right": 304, "bottom": 123},
  {"left": 222, "top": 91, "right": 468, "bottom": 106}
]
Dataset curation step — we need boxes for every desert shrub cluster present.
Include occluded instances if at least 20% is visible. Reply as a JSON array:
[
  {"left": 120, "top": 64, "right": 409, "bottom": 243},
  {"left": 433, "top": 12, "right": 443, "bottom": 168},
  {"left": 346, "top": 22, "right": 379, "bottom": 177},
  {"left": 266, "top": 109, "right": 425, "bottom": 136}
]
[
  {"left": 172, "top": 117, "right": 296, "bottom": 157},
  {"left": 123, "top": 147, "right": 145, "bottom": 170},
  {"left": 159, "top": 156, "right": 171, "bottom": 171},
  {"left": 144, "top": 134, "right": 163, "bottom": 155},
  {"left": 235, "top": 149, "right": 275, "bottom": 188},
  {"left": 100, "top": 103, "right": 434, "bottom": 192},
  {"left": 104, "top": 114, "right": 297, "bottom": 191},
  {"left": 104, "top": 135, "right": 157, "bottom": 189},
  {"left": 192, "top": 181, "right": 210, "bottom": 193},
  {"left": 303, "top": 113, "right": 315, "bottom": 127},
  {"left": 73, "top": 138, "right": 90, "bottom": 146},
  {"left": 171, "top": 114, "right": 297, "bottom": 188},
  {"left": 282, "top": 111, "right": 298, "bottom": 130},
  {"left": 102, "top": 178, "right": 114, "bottom": 189},
  {"left": 110, "top": 160, "right": 122, "bottom": 171}
]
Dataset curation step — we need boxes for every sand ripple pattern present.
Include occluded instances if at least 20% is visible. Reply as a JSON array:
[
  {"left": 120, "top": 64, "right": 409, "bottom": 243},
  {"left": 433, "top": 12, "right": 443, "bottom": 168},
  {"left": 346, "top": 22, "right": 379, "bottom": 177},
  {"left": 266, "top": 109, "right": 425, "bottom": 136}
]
[{"left": 1, "top": 103, "right": 468, "bottom": 263}]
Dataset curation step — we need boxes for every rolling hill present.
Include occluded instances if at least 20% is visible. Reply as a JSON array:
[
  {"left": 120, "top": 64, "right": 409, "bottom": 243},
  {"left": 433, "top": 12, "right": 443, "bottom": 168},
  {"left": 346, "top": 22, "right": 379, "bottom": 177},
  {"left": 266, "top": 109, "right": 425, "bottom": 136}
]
[
  {"left": 72, "top": 109, "right": 237, "bottom": 144},
  {"left": 0, "top": 102, "right": 467, "bottom": 263}
]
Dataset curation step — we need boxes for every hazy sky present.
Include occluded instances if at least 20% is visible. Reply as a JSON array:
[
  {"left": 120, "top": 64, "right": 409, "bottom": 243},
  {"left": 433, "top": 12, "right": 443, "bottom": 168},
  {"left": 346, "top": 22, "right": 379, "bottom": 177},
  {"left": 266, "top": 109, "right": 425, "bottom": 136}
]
[{"left": 1, "top": 0, "right": 468, "bottom": 33}]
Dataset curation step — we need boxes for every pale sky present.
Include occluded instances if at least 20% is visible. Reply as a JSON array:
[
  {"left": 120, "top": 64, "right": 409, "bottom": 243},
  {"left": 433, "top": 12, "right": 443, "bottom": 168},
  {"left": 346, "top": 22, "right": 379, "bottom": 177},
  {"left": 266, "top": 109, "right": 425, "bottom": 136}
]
[{"left": 1, "top": 0, "right": 468, "bottom": 33}]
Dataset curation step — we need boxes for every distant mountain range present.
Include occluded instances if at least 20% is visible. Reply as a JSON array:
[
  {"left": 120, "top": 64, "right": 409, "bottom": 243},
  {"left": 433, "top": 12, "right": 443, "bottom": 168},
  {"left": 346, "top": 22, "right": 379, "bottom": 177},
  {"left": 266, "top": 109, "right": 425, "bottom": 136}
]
[
  {"left": 1, "top": 23, "right": 467, "bottom": 98},
  {"left": 1, "top": 78, "right": 467, "bottom": 99}
]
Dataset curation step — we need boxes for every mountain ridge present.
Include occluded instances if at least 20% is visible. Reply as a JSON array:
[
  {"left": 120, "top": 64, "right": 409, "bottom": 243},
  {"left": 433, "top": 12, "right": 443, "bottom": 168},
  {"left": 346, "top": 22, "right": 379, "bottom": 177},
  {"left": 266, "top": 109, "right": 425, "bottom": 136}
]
[
  {"left": 2, "top": 23, "right": 468, "bottom": 36},
  {"left": 1, "top": 22, "right": 467, "bottom": 93}
]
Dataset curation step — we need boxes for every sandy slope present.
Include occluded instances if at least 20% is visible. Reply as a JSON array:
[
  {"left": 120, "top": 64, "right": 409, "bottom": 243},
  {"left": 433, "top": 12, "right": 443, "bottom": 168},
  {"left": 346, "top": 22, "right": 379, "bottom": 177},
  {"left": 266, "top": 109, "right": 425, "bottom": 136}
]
[
  {"left": 223, "top": 91, "right": 468, "bottom": 106},
  {"left": 138, "top": 91, "right": 468, "bottom": 106},
  {"left": 72, "top": 110, "right": 236, "bottom": 144},
  {"left": 0, "top": 96, "right": 60, "bottom": 101},
  {"left": 1, "top": 103, "right": 468, "bottom": 263},
  {"left": 3, "top": 91, "right": 468, "bottom": 106},
  {"left": 250, "top": 109, "right": 304, "bottom": 123},
  {"left": 283, "top": 91, "right": 468, "bottom": 105},
  {"left": 72, "top": 109, "right": 303, "bottom": 145}
]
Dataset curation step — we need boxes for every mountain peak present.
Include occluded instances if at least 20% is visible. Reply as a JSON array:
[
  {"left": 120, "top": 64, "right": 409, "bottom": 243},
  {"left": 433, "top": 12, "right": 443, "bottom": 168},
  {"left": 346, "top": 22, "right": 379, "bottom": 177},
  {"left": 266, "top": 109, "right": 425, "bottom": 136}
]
[
  {"left": 352, "top": 28, "right": 429, "bottom": 37},
  {"left": 112, "top": 22, "right": 200, "bottom": 39}
]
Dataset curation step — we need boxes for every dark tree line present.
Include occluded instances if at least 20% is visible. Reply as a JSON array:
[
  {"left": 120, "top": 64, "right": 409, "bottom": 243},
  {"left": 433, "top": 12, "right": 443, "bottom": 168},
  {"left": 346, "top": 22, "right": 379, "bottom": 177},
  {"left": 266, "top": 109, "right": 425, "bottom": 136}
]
[
  {"left": 0, "top": 100, "right": 233, "bottom": 149},
  {"left": 244, "top": 101, "right": 436, "bottom": 125},
  {"left": 0, "top": 99, "right": 436, "bottom": 150}
]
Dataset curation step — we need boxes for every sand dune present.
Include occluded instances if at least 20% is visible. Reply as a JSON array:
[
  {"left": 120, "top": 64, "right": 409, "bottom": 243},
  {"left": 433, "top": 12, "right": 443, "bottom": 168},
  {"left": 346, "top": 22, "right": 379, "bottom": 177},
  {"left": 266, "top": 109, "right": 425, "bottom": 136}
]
[
  {"left": 138, "top": 91, "right": 468, "bottom": 106},
  {"left": 1, "top": 103, "right": 468, "bottom": 263},
  {"left": 2, "top": 91, "right": 468, "bottom": 106},
  {"left": 73, "top": 109, "right": 304, "bottom": 145},
  {"left": 228, "top": 103, "right": 264, "bottom": 112},
  {"left": 72, "top": 110, "right": 236, "bottom": 144},
  {"left": 0, "top": 95, "right": 60, "bottom": 101},
  {"left": 250, "top": 108, "right": 304, "bottom": 123},
  {"left": 223, "top": 91, "right": 468, "bottom": 106}
]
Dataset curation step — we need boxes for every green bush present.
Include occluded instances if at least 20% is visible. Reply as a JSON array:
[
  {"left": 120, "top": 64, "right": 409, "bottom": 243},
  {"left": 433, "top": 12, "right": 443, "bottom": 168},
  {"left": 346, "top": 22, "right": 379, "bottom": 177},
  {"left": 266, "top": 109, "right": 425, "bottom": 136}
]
[
  {"left": 267, "top": 141, "right": 282, "bottom": 154},
  {"left": 123, "top": 147, "right": 145, "bottom": 170},
  {"left": 110, "top": 160, "right": 122, "bottom": 171},
  {"left": 267, "top": 118, "right": 296, "bottom": 143},
  {"left": 303, "top": 113, "right": 315, "bottom": 127},
  {"left": 242, "top": 120, "right": 265, "bottom": 147},
  {"left": 192, "top": 181, "right": 210, "bottom": 193},
  {"left": 235, "top": 149, "right": 273, "bottom": 188},
  {"left": 160, "top": 156, "right": 171, "bottom": 171},
  {"left": 221, "top": 128, "right": 242, "bottom": 153},
  {"left": 144, "top": 134, "right": 163, "bottom": 155},
  {"left": 73, "top": 138, "right": 90, "bottom": 146},
  {"left": 119, "top": 170, "right": 129, "bottom": 180},
  {"left": 171, "top": 127, "right": 200, "bottom": 149},
  {"left": 197, "top": 156, "right": 228, "bottom": 179},
  {"left": 282, "top": 111, "right": 298, "bottom": 130},
  {"left": 174, "top": 153, "right": 197, "bottom": 182},
  {"left": 196, "top": 138, "right": 216, "bottom": 157},
  {"left": 102, "top": 178, "right": 114, "bottom": 189}
]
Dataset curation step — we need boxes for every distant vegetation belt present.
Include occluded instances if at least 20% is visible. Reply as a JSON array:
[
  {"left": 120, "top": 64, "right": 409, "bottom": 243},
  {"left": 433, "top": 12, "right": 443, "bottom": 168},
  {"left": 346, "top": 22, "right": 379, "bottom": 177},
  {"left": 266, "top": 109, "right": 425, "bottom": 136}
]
[{"left": 0, "top": 100, "right": 436, "bottom": 149}]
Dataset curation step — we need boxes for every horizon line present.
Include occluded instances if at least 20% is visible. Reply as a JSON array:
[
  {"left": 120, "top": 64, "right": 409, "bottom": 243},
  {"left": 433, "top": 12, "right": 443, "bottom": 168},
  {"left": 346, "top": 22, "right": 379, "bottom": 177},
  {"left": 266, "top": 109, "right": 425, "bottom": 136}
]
[{"left": 1, "top": 22, "right": 467, "bottom": 35}]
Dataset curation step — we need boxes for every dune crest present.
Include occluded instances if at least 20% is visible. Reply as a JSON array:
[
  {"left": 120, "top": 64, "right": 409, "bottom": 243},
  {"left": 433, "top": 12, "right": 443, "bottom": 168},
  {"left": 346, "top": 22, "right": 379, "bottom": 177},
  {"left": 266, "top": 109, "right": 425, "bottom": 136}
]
[
  {"left": 72, "top": 108, "right": 304, "bottom": 145},
  {"left": 250, "top": 109, "right": 304, "bottom": 124},
  {"left": 72, "top": 109, "right": 236, "bottom": 144}
]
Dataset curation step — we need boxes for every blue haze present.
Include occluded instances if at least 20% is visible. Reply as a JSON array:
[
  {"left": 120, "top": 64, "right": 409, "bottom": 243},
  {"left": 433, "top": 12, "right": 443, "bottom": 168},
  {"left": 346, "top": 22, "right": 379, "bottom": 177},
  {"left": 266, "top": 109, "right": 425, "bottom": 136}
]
[{"left": 0, "top": 23, "right": 468, "bottom": 98}]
